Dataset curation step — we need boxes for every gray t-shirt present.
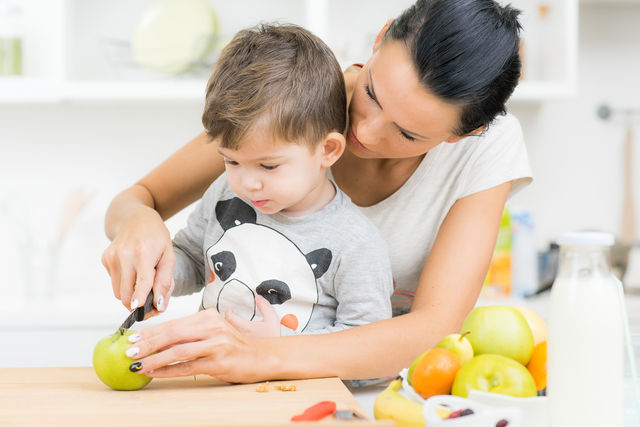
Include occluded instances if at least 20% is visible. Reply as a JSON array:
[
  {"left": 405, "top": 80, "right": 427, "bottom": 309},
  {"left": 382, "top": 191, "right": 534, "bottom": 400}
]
[{"left": 172, "top": 174, "right": 393, "bottom": 335}]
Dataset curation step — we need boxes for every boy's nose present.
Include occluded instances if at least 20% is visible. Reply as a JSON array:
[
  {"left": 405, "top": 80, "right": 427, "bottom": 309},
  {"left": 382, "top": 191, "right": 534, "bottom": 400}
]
[{"left": 242, "top": 174, "right": 263, "bottom": 192}]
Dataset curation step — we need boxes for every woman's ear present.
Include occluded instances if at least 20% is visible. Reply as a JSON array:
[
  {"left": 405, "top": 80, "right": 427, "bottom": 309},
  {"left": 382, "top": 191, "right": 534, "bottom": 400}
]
[
  {"left": 373, "top": 19, "right": 394, "bottom": 52},
  {"left": 444, "top": 126, "right": 486, "bottom": 143},
  {"left": 319, "top": 131, "right": 346, "bottom": 168}
]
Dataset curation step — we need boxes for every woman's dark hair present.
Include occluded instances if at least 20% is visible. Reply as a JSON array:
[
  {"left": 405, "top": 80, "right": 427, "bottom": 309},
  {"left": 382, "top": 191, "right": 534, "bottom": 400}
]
[{"left": 386, "top": 0, "right": 522, "bottom": 136}]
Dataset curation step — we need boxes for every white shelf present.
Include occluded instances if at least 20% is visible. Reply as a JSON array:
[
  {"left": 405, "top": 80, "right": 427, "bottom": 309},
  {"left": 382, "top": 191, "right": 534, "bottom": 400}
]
[
  {"left": 0, "top": 77, "right": 209, "bottom": 103},
  {"left": 61, "top": 80, "right": 207, "bottom": 102},
  {"left": 510, "top": 80, "right": 577, "bottom": 102},
  {"left": 0, "top": 77, "right": 60, "bottom": 103}
]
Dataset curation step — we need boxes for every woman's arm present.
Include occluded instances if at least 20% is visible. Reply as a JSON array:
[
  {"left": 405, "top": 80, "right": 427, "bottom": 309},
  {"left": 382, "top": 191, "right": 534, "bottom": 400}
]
[
  {"left": 127, "top": 181, "right": 511, "bottom": 381},
  {"left": 102, "top": 131, "right": 224, "bottom": 312}
]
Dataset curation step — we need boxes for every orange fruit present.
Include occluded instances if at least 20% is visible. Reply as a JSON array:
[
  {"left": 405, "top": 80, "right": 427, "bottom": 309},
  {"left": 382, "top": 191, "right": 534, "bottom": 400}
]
[
  {"left": 526, "top": 341, "right": 547, "bottom": 391},
  {"left": 411, "top": 347, "right": 462, "bottom": 399}
]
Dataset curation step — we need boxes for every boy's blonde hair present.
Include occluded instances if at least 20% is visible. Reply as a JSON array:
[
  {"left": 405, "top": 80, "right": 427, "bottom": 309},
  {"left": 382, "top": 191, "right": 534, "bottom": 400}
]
[{"left": 202, "top": 23, "right": 346, "bottom": 150}]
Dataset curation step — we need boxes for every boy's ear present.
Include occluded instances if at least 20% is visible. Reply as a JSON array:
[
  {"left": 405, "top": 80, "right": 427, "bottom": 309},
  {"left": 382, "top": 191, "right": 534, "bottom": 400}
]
[
  {"left": 319, "top": 131, "right": 346, "bottom": 168},
  {"left": 444, "top": 126, "right": 485, "bottom": 143},
  {"left": 373, "top": 19, "right": 394, "bottom": 52}
]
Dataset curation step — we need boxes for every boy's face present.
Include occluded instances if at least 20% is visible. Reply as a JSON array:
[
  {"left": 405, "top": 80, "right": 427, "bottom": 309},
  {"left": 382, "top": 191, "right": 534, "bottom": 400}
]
[{"left": 217, "top": 119, "right": 328, "bottom": 217}]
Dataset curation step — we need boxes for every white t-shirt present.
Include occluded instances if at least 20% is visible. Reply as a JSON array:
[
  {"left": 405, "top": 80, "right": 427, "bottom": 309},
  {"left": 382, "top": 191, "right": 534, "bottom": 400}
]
[{"left": 332, "top": 113, "right": 532, "bottom": 316}]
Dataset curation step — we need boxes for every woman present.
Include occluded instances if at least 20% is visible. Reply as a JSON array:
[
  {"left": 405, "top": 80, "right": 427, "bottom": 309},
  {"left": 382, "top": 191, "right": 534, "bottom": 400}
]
[{"left": 102, "top": 0, "right": 531, "bottom": 382}]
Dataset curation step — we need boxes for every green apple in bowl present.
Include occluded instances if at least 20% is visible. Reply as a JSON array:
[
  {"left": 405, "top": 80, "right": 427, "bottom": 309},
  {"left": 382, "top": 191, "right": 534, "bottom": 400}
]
[
  {"left": 93, "top": 330, "right": 152, "bottom": 391},
  {"left": 434, "top": 331, "right": 474, "bottom": 365},
  {"left": 461, "top": 305, "right": 534, "bottom": 365},
  {"left": 451, "top": 354, "right": 537, "bottom": 398}
]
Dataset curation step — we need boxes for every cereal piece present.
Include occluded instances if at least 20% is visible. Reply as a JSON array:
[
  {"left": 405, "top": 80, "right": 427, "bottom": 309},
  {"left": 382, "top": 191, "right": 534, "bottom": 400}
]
[
  {"left": 256, "top": 382, "right": 270, "bottom": 392},
  {"left": 275, "top": 384, "right": 297, "bottom": 391}
]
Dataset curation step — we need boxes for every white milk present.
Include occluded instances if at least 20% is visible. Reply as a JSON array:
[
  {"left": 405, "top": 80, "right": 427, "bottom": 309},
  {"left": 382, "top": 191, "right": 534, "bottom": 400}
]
[{"left": 548, "top": 233, "right": 623, "bottom": 427}]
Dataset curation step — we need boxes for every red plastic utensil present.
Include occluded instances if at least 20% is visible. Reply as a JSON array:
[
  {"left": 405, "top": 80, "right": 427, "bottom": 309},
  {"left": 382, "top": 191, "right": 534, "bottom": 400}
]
[{"left": 290, "top": 400, "right": 336, "bottom": 422}]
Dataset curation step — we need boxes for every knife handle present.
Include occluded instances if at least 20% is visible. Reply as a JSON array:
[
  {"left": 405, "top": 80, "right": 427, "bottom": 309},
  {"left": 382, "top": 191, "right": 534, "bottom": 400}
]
[{"left": 135, "top": 290, "right": 155, "bottom": 322}]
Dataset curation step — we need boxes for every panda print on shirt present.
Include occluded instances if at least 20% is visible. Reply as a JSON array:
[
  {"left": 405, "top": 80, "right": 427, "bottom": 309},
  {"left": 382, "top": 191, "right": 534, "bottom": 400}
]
[{"left": 202, "top": 197, "right": 332, "bottom": 334}]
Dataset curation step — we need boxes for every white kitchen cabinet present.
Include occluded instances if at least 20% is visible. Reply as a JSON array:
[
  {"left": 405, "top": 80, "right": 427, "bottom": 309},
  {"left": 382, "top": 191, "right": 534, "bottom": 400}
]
[{"left": 1, "top": 0, "right": 578, "bottom": 104}]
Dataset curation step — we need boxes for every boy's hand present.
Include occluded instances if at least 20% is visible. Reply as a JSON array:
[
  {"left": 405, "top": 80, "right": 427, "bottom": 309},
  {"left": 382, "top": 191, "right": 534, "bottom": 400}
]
[{"left": 224, "top": 295, "right": 281, "bottom": 337}]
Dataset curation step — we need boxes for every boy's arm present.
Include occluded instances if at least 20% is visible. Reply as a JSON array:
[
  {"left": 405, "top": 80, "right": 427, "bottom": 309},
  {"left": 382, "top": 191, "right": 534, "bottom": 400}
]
[{"left": 171, "top": 185, "right": 219, "bottom": 297}]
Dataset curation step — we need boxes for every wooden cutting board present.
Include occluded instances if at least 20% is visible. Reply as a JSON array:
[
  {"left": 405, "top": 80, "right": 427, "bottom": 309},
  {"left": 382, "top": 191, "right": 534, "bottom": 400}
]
[{"left": 0, "top": 367, "right": 393, "bottom": 426}]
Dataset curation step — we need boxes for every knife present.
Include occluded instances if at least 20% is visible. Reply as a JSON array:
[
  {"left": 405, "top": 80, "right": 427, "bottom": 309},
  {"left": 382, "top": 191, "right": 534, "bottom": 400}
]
[{"left": 116, "top": 291, "right": 155, "bottom": 336}]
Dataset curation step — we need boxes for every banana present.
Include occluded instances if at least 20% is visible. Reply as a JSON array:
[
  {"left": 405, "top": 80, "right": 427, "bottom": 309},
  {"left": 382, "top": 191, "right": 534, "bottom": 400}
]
[{"left": 373, "top": 379, "right": 425, "bottom": 427}]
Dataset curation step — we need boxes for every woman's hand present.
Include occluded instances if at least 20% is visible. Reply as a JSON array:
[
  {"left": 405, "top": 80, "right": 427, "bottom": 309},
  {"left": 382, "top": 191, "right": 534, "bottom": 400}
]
[
  {"left": 101, "top": 204, "right": 176, "bottom": 315},
  {"left": 126, "top": 309, "right": 269, "bottom": 383}
]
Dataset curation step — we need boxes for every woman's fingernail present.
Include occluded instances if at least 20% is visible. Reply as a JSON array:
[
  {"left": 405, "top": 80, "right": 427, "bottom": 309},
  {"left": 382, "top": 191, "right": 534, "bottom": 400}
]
[
  {"left": 129, "top": 362, "right": 143, "bottom": 372},
  {"left": 128, "top": 333, "right": 141, "bottom": 343},
  {"left": 157, "top": 296, "right": 164, "bottom": 311},
  {"left": 146, "top": 371, "right": 154, "bottom": 375},
  {"left": 130, "top": 299, "right": 139, "bottom": 310},
  {"left": 126, "top": 347, "right": 140, "bottom": 358}
]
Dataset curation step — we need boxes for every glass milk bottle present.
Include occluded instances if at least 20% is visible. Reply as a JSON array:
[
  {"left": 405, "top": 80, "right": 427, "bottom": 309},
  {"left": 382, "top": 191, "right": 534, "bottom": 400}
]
[{"left": 548, "top": 232, "right": 623, "bottom": 427}]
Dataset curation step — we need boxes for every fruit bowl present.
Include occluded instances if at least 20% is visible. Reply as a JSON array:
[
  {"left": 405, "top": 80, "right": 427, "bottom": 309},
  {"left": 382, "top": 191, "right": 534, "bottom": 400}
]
[
  {"left": 423, "top": 394, "right": 521, "bottom": 427},
  {"left": 374, "top": 369, "right": 528, "bottom": 427}
]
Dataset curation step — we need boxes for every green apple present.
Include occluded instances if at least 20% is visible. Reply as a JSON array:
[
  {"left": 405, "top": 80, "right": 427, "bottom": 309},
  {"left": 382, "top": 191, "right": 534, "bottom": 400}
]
[
  {"left": 406, "top": 350, "right": 428, "bottom": 386},
  {"left": 451, "top": 354, "right": 537, "bottom": 398},
  {"left": 93, "top": 330, "right": 152, "bottom": 391},
  {"left": 461, "top": 305, "right": 534, "bottom": 365},
  {"left": 434, "top": 332, "right": 474, "bottom": 365}
]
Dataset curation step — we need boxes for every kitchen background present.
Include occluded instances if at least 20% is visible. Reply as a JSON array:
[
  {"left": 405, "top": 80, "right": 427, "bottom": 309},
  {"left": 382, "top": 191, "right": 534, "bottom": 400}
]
[{"left": 0, "top": 0, "right": 639, "bottom": 402}]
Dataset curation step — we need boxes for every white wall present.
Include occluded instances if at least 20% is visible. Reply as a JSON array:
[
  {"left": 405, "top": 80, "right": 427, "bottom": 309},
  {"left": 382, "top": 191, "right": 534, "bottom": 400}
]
[
  {"left": 508, "top": 4, "right": 640, "bottom": 249},
  {"left": 0, "top": 102, "right": 204, "bottom": 301}
]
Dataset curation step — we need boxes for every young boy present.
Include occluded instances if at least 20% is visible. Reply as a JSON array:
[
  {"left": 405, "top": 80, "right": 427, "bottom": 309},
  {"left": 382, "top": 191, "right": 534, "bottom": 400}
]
[{"left": 171, "top": 23, "right": 392, "bottom": 337}]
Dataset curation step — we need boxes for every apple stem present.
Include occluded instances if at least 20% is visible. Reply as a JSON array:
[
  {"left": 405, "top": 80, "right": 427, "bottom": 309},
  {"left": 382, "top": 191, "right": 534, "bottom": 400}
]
[
  {"left": 459, "top": 331, "right": 471, "bottom": 342},
  {"left": 111, "top": 328, "right": 125, "bottom": 343}
]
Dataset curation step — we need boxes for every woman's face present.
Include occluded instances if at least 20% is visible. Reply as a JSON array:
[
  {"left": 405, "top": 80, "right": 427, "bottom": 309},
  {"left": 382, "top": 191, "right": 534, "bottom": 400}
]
[{"left": 347, "top": 39, "right": 463, "bottom": 160}]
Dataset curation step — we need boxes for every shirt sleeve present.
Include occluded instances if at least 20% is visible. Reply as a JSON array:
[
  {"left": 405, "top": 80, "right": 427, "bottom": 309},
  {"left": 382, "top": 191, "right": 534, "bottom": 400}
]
[
  {"left": 459, "top": 113, "right": 533, "bottom": 200},
  {"left": 171, "top": 181, "right": 221, "bottom": 296}
]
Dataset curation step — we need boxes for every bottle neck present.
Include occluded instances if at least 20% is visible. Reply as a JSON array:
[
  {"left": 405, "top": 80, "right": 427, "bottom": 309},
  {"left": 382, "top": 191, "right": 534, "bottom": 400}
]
[{"left": 556, "top": 246, "right": 612, "bottom": 280}]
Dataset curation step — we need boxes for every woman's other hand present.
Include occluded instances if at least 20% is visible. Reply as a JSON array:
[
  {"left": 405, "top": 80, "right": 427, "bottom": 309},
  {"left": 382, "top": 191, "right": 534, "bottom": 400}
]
[{"left": 102, "top": 196, "right": 175, "bottom": 314}]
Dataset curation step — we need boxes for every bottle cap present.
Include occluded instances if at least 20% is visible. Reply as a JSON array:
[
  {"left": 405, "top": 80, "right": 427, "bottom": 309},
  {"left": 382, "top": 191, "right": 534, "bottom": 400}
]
[{"left": 556, "top": 231, "right": 614, "bottom": 247}]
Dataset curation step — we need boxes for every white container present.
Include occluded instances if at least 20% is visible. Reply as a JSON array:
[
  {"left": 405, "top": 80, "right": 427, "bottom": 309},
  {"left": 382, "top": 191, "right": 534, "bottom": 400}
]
[
  {"left": 511, "top": 210, "right": 539, "bottom": 297},
  {"left": 548, "top": 231, "right": 623, "bottom": 427},
  {"left": 423, "top": 394, "right": 522, "bottom": 427}
]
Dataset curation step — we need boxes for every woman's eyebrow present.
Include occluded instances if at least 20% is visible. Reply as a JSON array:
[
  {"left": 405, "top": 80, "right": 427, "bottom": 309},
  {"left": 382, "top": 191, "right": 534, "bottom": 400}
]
[{"left": 368, "top": 68, "right": 430, "bottom": 141}]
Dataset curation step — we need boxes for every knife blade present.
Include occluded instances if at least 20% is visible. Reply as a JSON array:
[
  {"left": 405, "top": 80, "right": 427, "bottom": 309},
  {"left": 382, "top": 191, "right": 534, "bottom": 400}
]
[{"left": 117, "top": 291, "right": 155, "bottom": 335}]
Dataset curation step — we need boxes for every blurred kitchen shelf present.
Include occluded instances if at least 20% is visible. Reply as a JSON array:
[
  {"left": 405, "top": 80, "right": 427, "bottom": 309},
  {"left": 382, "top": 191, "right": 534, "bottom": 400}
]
[
  {"left": 0, "top": 78, "right": 577, "bottom": 104},
  {"left": 4, "top": 0, "right": 578, "bottom": 104},
  {"left": 0, "top": 77, "right": 208, "bottom": 103},
  {"left": 510, "top": 80, "right": 578, "bottom": 103},
  {"left": 62, "top": 80, "right": 207, "bottom": 102},
  {"left": 0, "top": 77, "right": 60, "bottom": 103}
]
